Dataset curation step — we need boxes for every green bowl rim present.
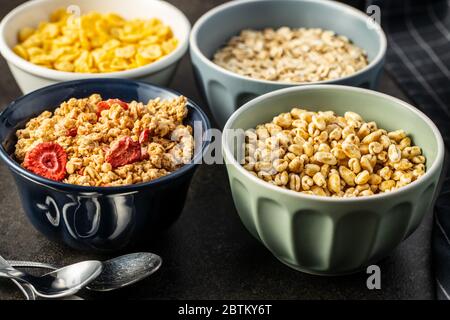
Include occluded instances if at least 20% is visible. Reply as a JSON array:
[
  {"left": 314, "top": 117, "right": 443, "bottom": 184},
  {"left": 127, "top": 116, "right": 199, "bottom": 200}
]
[
  {"left": 190, "top": 0, "right": 388, "bottom": 86},
  {"left": 222, "top": 84, "right": 445, "bottom": 203}
]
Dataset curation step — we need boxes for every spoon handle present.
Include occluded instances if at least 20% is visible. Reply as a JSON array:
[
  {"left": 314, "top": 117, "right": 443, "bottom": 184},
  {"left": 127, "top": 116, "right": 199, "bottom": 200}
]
[
  {"left": 7, "top": 260, "right": 56, "bottom": 270},
  {"left": 11, "top": 280, "right": 36, "bottom": 300},
  {"left": 0, "top": 255, "right": 36, "bottom": 300},
  {"left": 0, "top": 255, "right": 11, "bottom": 270},
  {"left": 0, "top": 268, "right": 27, "bottom": 281},
  {"left": 0, "top": 257, "right": 20, "bottom": 277}
]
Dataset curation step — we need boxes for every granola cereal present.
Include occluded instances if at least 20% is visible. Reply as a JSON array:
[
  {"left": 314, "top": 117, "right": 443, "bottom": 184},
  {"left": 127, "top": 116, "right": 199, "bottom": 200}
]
[
  {"left": 15, "top": 94, "right": 194, "bottom": 186},
  {"left": 243, "top": 108, "right": 426, "bottom": 197},
  {"left": 213, "top": 27, "right": 368, "bottom": 83}
]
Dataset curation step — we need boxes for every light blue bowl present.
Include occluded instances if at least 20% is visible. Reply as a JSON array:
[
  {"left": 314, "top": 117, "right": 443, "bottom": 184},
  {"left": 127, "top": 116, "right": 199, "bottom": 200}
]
[{"left": 190, "top": 0, "right": 387, "bottom": 127}]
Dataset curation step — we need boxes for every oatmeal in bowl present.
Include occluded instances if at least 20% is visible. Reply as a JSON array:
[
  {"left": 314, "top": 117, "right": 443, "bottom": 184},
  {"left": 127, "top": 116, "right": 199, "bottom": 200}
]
[
  {"left": 15, "top": 94, "right": 194, "bottom": 186},
  {"left": 213, "top": 27, "right": 369, "bottom": 84}
]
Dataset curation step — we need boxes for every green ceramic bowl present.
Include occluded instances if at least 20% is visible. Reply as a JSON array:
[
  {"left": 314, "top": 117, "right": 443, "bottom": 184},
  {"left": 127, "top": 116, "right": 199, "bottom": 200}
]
[{"left": 222, "top": 85, "right": 445, "bottom": 275}]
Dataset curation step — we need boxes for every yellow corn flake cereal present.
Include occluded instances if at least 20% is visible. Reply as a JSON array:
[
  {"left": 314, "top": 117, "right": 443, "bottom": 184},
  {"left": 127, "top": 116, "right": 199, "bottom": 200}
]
[
  {"left": 115, "top": 45, "right": 136, "bottom": 59},
  {"left": 157, "top": 26, "right": 173, "bottom": 41},
  {"left": 13, "top": 45, "right": 28, "bottom": 60},
  {"left": 48, "top": 47, "right": 67, "bottom": 61},
  {"left": 22, "top": 34, "right": 42, "bottom": 48},
  {"left": 136, "top": 53, "right": 151, "bottom": 67},
  {"left": 104, "top": 13, "right": 126, "bottom": 27},
  {"left": 91, "top": 48, "right": 107, "bottom": 64},
  {"left": 97, "top": 61, "right": 114, "bottom": 73},
  {"left": 73, "top": 51, "right": 91, "bottom": 72},
  {"left": 102, "top": 39, "right": 121, "bottom": 51},
  {"left": 95, "top": 20, "right": 110, "bottom": 37},
  {"left": 119, "top": 32, "right": 144, "bottom": 44},
  {"left": 27, "top": 47, "right": 44, "bottom": 57},
  {"left": 50, "top": 8, "right": 69, "bottom": 23},
  {"left": 139, "top": 45, "right": 163, "bottom": 61},
  {"left": 54, "top": 60, "right": 74, "bottom": 72},
  {"left": 42, "top": 39, "right": 54, "bottom": 52},
  {"left": 41, "top": 23, "right": 60, "bottom": 38},
  {"left": 13, "top": 9, "right": 178, "bottom": 73},
  {"left": 110, "top": 57, "right": 130, "bottom": 71},
  {"left": 139, "top": 35, "right": 159, "bottom": 46},
  {"left": 52, "top": 35, "right": 75, "bottom": 46},
  {"left": 90, "top": 36, "right": 108, "bottom": 49},
  {"left": 162, "top": 39, "right": 179, "bottom": 55},
  {"left": 30, "top": 54, "right": 54, "bottom": 65},
  {"left": 58, "top": 52, "right": 82, "bottom": 63},
  {"left": 18, "top": 27, "right": 35, "bottom": 42}
]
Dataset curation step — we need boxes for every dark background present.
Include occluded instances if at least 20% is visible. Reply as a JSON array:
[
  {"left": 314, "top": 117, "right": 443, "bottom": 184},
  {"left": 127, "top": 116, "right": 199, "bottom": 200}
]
[{"left": 0, "top": 0, "right": 434, "bottom": 299}]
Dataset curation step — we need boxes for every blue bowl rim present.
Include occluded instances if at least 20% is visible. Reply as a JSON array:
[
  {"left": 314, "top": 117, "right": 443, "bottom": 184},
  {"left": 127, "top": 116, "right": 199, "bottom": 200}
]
[
  {"left": 0, "top": 78, "right": 211, "bottom": 193},
  {"left": 190, "top": 0, "right": 388, "bottom": 86}
]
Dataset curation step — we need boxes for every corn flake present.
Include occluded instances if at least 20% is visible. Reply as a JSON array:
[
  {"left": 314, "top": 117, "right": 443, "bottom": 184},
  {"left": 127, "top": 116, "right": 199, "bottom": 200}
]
[{"left": 14, "top": 9, "right": 178, "bottom": 73}]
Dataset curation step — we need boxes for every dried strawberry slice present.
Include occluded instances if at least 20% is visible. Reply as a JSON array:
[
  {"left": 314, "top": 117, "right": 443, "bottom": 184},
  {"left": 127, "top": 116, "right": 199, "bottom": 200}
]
[
  {"left": 96, "top": 101, "right": 111, "bottom": 117},
  {"left": 106, "top": 136, "right": 141, "bottom": 169},
  {"left": 139, "top": 129, "right": 151, "bottom": 144},
  {"left": 23, "top": 142, "right": 67, "bottom": 181},
  {"left": 67, "top": 127, "right": 77, "bottom": 137},
  {"left": 96, "top": 99, "right": 129, "bottom": 117},
  {"left": 140, "top": 146, "right": 149, "bottom": 160}
]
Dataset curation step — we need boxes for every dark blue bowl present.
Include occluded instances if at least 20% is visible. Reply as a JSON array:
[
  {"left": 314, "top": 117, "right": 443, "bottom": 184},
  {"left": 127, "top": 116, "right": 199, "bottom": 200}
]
[{"left": 0, "top": 79, "right": 211, "bottom": 252}]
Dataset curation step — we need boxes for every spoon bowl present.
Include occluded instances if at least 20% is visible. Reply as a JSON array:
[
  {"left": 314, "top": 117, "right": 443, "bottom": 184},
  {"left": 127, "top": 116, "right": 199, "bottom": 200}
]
[
  {"left": 0, "top": 260, "right": 102, "bottom": 299},
  {"left": 87, "top": 253, "right": 162, "bottom": 292},
  {"left": 42, "top": 261, "right": 103, "bottom": 297},
  {"left": 8, "top": 252, "right": 162, "bottom": 293}
]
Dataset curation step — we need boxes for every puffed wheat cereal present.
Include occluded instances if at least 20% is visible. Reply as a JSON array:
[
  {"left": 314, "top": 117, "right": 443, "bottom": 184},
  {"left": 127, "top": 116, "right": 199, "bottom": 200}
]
[{"left": 243, "top": 108, "right": 426, "bottom": 197}]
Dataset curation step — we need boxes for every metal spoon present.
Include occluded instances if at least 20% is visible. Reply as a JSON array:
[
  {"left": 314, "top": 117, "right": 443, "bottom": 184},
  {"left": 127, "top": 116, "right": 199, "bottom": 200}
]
[
  {"left": 8, "top": 252, "right": 162, "bottom": 292},
  {"left": 1, "top": 257, "right": 80, "bottom": 300},
  {"left": 0, "top": 257, "right": 102, "bottom": 299},
  {"left": 0, "top": 255, "right": 36, "bottom": 300}
]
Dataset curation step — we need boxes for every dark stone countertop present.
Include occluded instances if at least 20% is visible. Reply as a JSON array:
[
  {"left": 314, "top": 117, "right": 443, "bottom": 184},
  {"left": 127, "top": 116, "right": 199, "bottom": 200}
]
[{"left": 0, "top": 0, "right": 434, "bottom": 300}]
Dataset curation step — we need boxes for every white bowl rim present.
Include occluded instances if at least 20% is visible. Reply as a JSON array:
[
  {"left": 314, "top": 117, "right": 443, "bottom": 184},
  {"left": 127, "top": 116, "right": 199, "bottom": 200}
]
[
  {"left": 0, "top": 0, "right": 191, "bottom": 81},
  {"left": 222, "top": 84, "right": 445, "bottom": 203},
  {"left": 190, "top": 0, "right": 387, "bottom": 86}
]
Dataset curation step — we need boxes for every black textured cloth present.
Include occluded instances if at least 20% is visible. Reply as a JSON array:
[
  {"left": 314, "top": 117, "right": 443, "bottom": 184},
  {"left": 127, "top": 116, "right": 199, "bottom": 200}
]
[{"left": 358, "top": 0, "right": 450, "bottom": 300}]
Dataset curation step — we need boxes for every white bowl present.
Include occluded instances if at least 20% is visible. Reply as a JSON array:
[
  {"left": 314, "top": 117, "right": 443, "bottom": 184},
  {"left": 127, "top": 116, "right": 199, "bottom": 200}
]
[{"left": 0, "top": 0, "right": 191, "bottom": 93}]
